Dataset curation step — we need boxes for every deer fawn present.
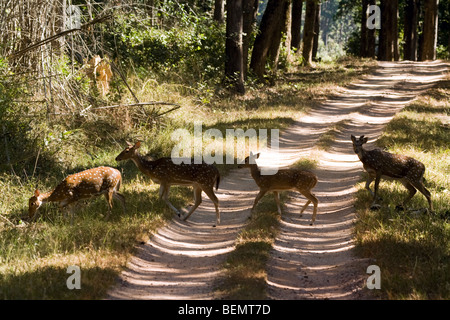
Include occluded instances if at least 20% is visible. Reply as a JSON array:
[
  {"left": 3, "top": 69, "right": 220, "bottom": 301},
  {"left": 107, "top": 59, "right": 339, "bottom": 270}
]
[
  {"left": 115, "top": 141, "right": 221, "bottom": 227},
  {"left": 351, "top": 135, "right": 433, "bottom": 211},
  {"left": 28, "top": 166, "right": 126, "bottom": 221},
  {"left": 239, "top": 152, "right": 319, "bottom": 225}
]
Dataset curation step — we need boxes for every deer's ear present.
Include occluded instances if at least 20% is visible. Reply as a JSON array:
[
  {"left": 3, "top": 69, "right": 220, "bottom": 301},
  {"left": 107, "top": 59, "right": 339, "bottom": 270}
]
[
  {"left": 255, "top": 153, "right": 261, "bottom": 159},
  {"left": 34, "top": 189, "right": 40, "bottom": 197},
  {"left": 126, "top": 141, "right": 133, "bottom": 147},
  {"left": 363, "top": 137, "right": 369, "bottom": 144},
  {"left": 134, "top": 141, "right": 141, "bottom": 149},
  {"left": 351, "top": 135, "right": 356, "bottom": 142}
]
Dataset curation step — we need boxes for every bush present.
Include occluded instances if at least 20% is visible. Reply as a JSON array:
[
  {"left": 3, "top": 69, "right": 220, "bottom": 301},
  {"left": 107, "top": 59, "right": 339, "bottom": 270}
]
[
  {"left": 0, "top": 58, "right": 31, "bottom": 172},
  {"left": 104, "top": 6, "right": 225, "bottom": 84}
]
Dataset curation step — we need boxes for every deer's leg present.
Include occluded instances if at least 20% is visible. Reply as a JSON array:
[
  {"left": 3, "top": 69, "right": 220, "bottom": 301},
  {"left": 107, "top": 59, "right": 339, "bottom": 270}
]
[
  {"left": 182, "top": 187, "right": 202, "bottom": 222},
  {"left": 273, "top": 191, "right": 282, "bottom": 214},
  {"left": 299, "top": 190, "right": 318, "bottom": 225},
  {"left": 370, "top": 174, "right": 382, "bottom": 209},
  {"left": 203, "top": 186, "right": 220, "bottom": 227},
  {"left": 159, "top": 183, "right": 180, "bottom": 216},
  {"left": 299, "top": 200, "right": 312, "bottom": 217},
  {"left": 397, "top": 180, "right": 417, "bottom": 210},
  {"left": 104, "top": 192, "right": 114, "bottom": 220},
  {"left": 410, "top": 180, "right": 433, "bottom": 211},
  {"left": 365, "top": 174, "right": 375, "bottom": 197},
  {"left": 252, "top": 190, "right": 267, "bottom": 212}
]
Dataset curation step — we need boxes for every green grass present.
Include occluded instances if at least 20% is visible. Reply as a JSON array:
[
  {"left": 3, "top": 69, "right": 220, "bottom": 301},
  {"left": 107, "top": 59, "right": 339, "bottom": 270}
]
[
  {"left": 0, "top": 57, "right": 377, "bottom": 299},
  {"left": 354, "top": 74, "right": 450, "bottom": 299}
]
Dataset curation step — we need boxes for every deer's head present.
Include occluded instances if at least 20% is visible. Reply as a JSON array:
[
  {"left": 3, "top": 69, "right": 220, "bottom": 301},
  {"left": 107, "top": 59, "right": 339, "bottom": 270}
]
[
  {"left": 351, "top": 135, "right": 368, "bottom": 156},
  {"left": 115, "top": 141, "right": 141, "bottom": 162}
]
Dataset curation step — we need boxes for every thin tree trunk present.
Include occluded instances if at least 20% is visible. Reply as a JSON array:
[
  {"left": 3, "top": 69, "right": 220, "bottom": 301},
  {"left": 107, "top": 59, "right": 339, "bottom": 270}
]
[
  {"left": 404, "top": 0, "right": 419, "bottom": 61},
  {"left": 214, "top": 0, "right": 225, "bottom": 23},
  {"left": 367, "top": 0, "right": 376, "bottom": 58},
  {"left": 361, "top": 0, "right": 368, "bottom": 57},
  {"left": 302, "top": 0, "right": 316, "bottom": 66},
  {"left": 242, "top": 0, "right": 259, "bottom": 79},
  {"left": 250, "top": 0, "right": 288, "bottom": 81},
  {"left": 225, "top": 0, "right": 245, "bottom": 93},
  {"left": 291, "top": 0, "right": 303, "bottom": 51},
  {"left": 420, "top": 0, "right": 439, "bottom": 60},
  {"left": 312, "top": 1, "right": 321, "bottom": 61},
  {"left": 379, "top": 0, "right": 398, "bottom": 61}
]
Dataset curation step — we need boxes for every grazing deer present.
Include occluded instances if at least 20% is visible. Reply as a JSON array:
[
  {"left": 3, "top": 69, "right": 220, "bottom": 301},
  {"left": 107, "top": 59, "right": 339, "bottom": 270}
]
[
  {"left": 239, "top": 152, "right": 319, "bottom": 225},
  {"left": 351, "top": 135, "right": 433, "bottom": 211},
  {"left": 115, "top": 141, "right": 221, "bottom": 227},
  {"left": 28, "top": 166, "right": 126, "bottom": 221}
]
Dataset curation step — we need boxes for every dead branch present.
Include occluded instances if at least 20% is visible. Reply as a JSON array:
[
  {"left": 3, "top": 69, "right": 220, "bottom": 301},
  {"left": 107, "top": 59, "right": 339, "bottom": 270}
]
[
  {"left": 91, "top": 101, "right": 181, "bottom": 116},
  {"left": 7, "top": 14, "right": 112, "bottom": 59}
]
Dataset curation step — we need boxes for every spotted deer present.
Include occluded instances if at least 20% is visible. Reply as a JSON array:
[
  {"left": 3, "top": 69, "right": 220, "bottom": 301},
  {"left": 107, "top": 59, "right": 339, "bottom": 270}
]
[
  {"left": 115, "top": 141, "right": 221, "bottom": 227},
  {"left": 351, "top": 135, "right": 433, "bottom": 211},
  {"left": 239, "top": 152, "right": 319, "bottom": 225},
  {"left": 28, "top": 166, "right": 126, "bottom": 221}
]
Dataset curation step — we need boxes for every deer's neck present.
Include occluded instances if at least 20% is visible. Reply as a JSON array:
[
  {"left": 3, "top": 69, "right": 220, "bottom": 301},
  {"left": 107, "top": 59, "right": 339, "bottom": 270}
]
[
  {"left": 356, "top": 147, "right": 365, "bottom": 161},
  {"left": 249, "top": 164, "right": 262, "bottom": 181},
  {"left": 41, "top": 191, "right": 54, "bottom": 203},
  {"left": 132, "top": 152, "right": 155, "bottom": 175}
]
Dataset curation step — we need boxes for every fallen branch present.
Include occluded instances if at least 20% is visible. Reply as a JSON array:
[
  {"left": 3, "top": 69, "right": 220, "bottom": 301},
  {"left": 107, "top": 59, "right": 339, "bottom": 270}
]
[{"left": 92, "top": 101, "right": 181, "bottom": 116}]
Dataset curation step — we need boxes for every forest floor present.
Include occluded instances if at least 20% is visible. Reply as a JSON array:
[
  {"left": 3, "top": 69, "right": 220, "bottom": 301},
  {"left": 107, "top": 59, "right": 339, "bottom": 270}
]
[{"left": 106, "top": 60, "right": 449, "bottom": 300}]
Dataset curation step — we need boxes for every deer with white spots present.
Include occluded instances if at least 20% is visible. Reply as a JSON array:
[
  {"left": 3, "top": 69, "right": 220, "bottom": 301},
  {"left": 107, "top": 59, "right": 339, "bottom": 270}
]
[
  {"left": 238, "top": 152, "right": 319, "bottom": 225},
  {"left": 351, "top": 135, "right": 433, "bottom": 211},
  {"left": 28, "top": 166, "right": 125, "bottom": 221},
  {"left": 115, "top": 141, "right": 221, "bottom": 227}
]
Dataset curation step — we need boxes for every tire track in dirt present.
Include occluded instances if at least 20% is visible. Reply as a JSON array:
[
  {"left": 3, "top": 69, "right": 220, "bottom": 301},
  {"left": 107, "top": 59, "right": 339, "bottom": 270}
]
[{"left": 106, "top": 61, "right": 448, "bottom": 300}]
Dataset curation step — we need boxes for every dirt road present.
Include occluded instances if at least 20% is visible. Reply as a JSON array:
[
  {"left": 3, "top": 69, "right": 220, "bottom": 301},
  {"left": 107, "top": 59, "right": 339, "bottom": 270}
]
[{"left": 107, "top": 61, "right": 448, "bottom": 300}]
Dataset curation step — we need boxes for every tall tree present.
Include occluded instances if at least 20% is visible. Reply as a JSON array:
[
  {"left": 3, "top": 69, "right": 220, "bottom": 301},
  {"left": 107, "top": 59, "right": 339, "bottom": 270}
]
[
  {"left": 312, "top": 1, "right": 321, "bottom": 61},
  {"left": 242, "top": 0, "right": 259, "bottom": 79},
  {"left": 302, "top": 0, "right": 317, "bottom": 65},
  {"left": 421, "top": 0, "right": 439, "bottom": 60},
  {"left": 225, "top": 0, "right": 245, "bottom": 93},
  {"left": 361, "top": 0, "right": 376, "bottom": 58},
  {"left": 291, "top": 0, "right": 303, "bottom": 51},
  {"left": 403, "top": 0, "right": 419, "bottom": 61},
  {"left": 378, "top": 0, "right": 399, "bottom": 61},
  {"left": 250, "top": 0, "right": 288, "bottom": 81},
  {"left": 214, "top": 0, "right": 225, "bottom": 23}
]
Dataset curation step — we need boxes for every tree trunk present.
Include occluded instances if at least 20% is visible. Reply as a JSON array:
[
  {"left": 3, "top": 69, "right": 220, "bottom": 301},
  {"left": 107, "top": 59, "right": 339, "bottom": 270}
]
[
  {"left": 361, "top": 0, "right": 368, "bottom": 57},
  {"left": 267, "top": 0, "right": 290, "bottom": 73},
  {"left": 379, "top": 0, "right": 398, "bottom": 61},
  {"left": 312, "top": 1, "right": 321, "bottom": 61},
  {"left": 404, "top": 0, "right": 419, "bottom": 61},
  {"left": 291, "top": 0, "right": 303, "bottom": 51},
  {"left": 302, "top": 0, "right": 316, "bottom": 66},
  {"left": 420, "top": 0, "right": 439, "bottom": 60},
  {"left": 225, "top": 0, "right": 245, "bottom": 93},
  {"left": 361, "top": 0, "right": 376, "bottom": 58},
  {"left": 285, "top": 1, "right": 293, "bottom": 61},
  {"left": 242, "top": 0, "right": 259, "bottom": 79},
  {"left": 367, "top": 0, "right": 376, "bottom": 58},
  {"left": 214, "top": 0, "right": 225, "bottom": 23},
  {"left": 250, "top": 0, "right": 288, "bottom": 81}
]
